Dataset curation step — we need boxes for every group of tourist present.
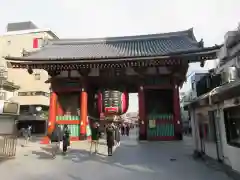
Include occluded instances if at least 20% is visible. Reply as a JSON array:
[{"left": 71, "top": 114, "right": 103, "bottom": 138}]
[
  {"left": 48, "top": 121, "right": 133, "bottom": 158},
  {"left": 90, "top": 121, "right": 121, "bottom": 156},
  {"left": 120, "top": 123, "right": 131, "bottom": 136},
  {"left": 48, "top": 124, "right": 71, "bottom": 158}
]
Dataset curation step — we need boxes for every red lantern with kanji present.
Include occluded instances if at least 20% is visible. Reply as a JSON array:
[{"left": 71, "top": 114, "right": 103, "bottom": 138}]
[{"left": 98, "top": 89, "right": 129, "bottom": 116}]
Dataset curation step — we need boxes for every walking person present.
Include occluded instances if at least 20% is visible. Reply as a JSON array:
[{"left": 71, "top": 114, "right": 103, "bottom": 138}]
[
  {"left": 62, "top": 124, "right": 70, "bottom": 155},
  {"left": 27, "top": 125, "right": 32, "bottom": 141},
  {"left": 90, "top": 122, "right": 100, "bottom": 154},
  {"left": 21, "top": 128, "right": 29, "bottom": 146},
  {"left": 49, "top": 123, "right": 62, "bottom": 158},
  {"left": 106, "top": 123, "right": 115, "bottom": 156},
  {"left": 115, "top": 124, "right": 121, "bottom": 146},
  {"left": 126, "top": 124, "right": 130, "bottom": 136},
  {"left": 121, "top": 124, "right": 125, "bottom": 136}
]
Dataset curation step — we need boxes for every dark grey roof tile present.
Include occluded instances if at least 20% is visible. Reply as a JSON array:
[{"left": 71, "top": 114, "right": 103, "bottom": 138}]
[{"left": 20, "top": 29, "right": 203, "bottom": 60}]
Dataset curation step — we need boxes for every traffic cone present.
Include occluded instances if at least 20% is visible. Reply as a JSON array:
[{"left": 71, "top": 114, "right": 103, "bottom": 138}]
[{"left": 40, "top": 136, "right": 50, "bottom": 144}]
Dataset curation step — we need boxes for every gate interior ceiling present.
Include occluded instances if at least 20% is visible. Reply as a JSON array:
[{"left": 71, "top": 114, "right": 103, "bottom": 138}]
[{"left": 5, "top": 28, "right": 220, "bottom": 142}]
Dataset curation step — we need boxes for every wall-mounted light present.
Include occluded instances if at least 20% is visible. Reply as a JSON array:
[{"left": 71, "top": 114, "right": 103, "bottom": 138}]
[
  {"left": 200, "top": 61, "right": 205, "bottom": 67},
  {"left": 36, "top": 106, "right": 42, "bottom": 112},
  {"left": 27, "top": 68, "right": 33, "bottom": 74}
]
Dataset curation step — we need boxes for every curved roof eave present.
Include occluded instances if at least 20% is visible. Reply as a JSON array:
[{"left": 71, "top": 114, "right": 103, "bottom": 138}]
[{"left": 5, "top": 45, "right": 221, "bottom": 64}]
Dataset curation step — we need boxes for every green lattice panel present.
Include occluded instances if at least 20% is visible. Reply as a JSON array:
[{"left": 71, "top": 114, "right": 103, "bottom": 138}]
[
  {"left": 59, "top": 124, "right": 80, "bottom": 137},
  {"left": 147, "top": 114, "right": 175, "bottom": 138},
  {"left": 56, "top": 116, "right": 80, "bottom": 121}
]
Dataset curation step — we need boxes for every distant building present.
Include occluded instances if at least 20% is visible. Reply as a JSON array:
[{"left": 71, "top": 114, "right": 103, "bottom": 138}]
[
  {"left": 185, "top": 24, "right": 240, "bottom": 177},
  {"left": 0, "top": 21, "right": 59, "bottom": 134}
]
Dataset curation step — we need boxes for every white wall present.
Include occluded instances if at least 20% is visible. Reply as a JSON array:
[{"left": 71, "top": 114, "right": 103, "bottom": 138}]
[
  {"left": 0, "top": 31, "right": 56, "bottom": 105},
  {"left": 218, "top": 104, "right": 240, "bottom": 172},
  {"left": 191, "top": 103, "right": 240, "bottom": 173}
]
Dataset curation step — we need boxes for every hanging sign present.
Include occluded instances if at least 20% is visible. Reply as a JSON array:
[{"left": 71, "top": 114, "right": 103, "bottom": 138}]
[{"left": 149, "top": 119, "right": 156, "bottom": 128}]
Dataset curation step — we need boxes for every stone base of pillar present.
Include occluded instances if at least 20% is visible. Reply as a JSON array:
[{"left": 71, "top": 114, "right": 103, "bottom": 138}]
[
  {"left": 79, "top": 134, "right": 87, "bottom": 140},
  {"left": 175, "top": 132, "right": 183, "bottom": 140},
  {"left": 138, "top": 133, "right": 147, "bottom": 141},
  {"left": 40, "top": 136, "right": 50, "bottom": 144}
]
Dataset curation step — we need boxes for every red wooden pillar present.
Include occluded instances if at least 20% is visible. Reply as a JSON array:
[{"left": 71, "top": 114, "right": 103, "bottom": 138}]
[
  {"left": 80, "top": 87, "right": 88, "bottom": 140},
  {"left": 173, "top": 82, "right": 181, "bottom": 139},
  {"left": 138, "top": 85, "right": 146, "bottom": 140},
  {"left": 57, "top": 100, "right": 64, "bottom": 115},
  {"left": 40, "top": 91, "right": 57, "bottom": 144}
]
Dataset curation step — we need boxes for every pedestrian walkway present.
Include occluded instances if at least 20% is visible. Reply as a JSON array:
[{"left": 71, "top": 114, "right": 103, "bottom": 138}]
[{"left": 0, "top": 129, "right": 234, "bottom": 180}]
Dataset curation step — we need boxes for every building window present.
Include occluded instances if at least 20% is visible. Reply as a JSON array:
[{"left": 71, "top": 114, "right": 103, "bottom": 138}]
[
  {"left": 19, "top": 105, "right": 30, "bottom": 114},
  {"left": 34, "top": 73, "right": 41, "bottom": 80},
  {"left": 0, "top": 92, "right": 6, "bottom": 100},
  {"left": 33, "top": 38, "right": 44, "bottom": 48},
  {"left": 18, "top": 91, "right": 49, "bottom": 97},
  {"left": 224, "top": 107, "right": 240, "bottom": 148}
]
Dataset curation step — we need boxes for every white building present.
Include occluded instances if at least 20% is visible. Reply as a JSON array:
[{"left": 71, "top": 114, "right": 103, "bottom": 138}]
[
  {"left": 0, "top": 21, "right": 59, "bottom": 134},
  {"left": 185, "top": 25, "right": 240, "bottom": 176}
]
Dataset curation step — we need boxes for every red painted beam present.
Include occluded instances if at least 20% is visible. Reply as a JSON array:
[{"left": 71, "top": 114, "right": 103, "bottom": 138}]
[{"left": 56, "top": 120, "right": 80, "bottom": 125}]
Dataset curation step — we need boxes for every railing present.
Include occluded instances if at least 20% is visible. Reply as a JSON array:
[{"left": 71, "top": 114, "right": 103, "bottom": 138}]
[{"left": 0, "top": 135, "right": 17, "bottom": 158}]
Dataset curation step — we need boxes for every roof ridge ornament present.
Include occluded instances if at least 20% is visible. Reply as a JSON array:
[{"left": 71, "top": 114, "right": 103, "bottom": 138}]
[{"left": 198, "top": 39, "right": 204, "bottom": 48}]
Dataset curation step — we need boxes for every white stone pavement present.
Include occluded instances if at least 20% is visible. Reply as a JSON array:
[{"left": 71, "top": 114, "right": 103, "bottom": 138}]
[{"left": 0, "top": 130, "right": 234, "bottom": 180}]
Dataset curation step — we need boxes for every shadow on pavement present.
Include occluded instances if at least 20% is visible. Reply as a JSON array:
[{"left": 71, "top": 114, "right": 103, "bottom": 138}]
[
  {"left": 25, "top": 131, "right": 233, "bottom": 180},
  {"left": 31, "top": 150, "right": 54, "bottom": 159},
  {"left": 0, "top": 157, "right": 15, "bottom": 164},
  {"left": 31, "top": 145, "right": 63, "bottom": 160},
  {"left": 68, "top": 174, "right": 84, "bottom": 180},
  {"left": 29, "top": 132, "right": 179, "bottom": 174}
]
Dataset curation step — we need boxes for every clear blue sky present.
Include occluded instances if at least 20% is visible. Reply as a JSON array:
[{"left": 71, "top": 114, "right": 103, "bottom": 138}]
[{"left": 1, "top": 0, "right": 239, "bottom": 112}]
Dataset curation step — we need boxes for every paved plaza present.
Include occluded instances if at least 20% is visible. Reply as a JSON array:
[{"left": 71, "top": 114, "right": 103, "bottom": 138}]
[{"left": 0, "top": 130, "right": 234, "bottom": 180}]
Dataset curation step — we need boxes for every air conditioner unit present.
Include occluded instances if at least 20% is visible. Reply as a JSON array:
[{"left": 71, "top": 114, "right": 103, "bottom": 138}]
[
  {"left": 0, "top": 100, "right": 20, "bottom": 115},
  {"left": 221, "top": 66, "right": 239, "bottom": 84}
]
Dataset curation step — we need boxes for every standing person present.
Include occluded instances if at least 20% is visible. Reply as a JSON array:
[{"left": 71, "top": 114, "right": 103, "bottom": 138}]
[
  {"left": 115, "top": 124, "right": 121, "bottom": 146},
  {"left": 126, "top": 124, "right": 130, "bottom": 136},
  {"left": 62, "top": 124, "right": 70, "bottom": 155},
  {"left": 49, "top": 123, "right": 62, "bottom": 158},
  {"left": 106, "top": 123, "right": 115, "bottom": 156},
  {"left": 22, "top": 128, "right": 29, "bottom": 146},
  {"left": 121, "top": 124, "right": 125, "bottom": 136},
  {"left": 27, "top": 125, "right": 32, "bottom": 141},
  {"left": 90, "top": 121, "right": 100, "bottom": 154}
]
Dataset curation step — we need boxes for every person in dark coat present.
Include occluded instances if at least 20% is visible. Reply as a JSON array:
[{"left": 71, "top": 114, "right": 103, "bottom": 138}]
[
  {"left": 121, "top": 124, "right": 125, "bottom": 136},
  {"left": 126, "top": 124, "right": 130, "bottom": 136},
  {"left": 106, "top": 123, "right": 115, "bottom": 156},
  {"left": 90, "top": 122, "right": 100, "bottom": 154},
  {"left": 62, "top": 124, "right": 70, "bottom": 155},
  {"left": 49, "top": 123, "right": 62, "bottom": 158}
]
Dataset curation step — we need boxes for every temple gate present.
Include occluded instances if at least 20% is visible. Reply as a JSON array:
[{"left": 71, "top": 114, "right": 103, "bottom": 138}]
[{"left": 5, "top": 28, "right": 220, "bottom": 143}]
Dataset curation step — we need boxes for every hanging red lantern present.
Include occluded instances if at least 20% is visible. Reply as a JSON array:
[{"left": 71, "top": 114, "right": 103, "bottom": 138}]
[{"left": 97, "top": 89, "right": 129, "bottom": 116}]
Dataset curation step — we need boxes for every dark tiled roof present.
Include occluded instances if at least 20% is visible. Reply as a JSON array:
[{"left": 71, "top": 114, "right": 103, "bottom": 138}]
[{"left": 14, "top": 29, "right": 208, "bottom": 60}]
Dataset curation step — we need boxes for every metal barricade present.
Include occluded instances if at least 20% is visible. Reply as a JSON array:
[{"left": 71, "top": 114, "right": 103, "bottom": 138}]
[{"left": 0, "top": 135, "right": 17, "bottom": 158}]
